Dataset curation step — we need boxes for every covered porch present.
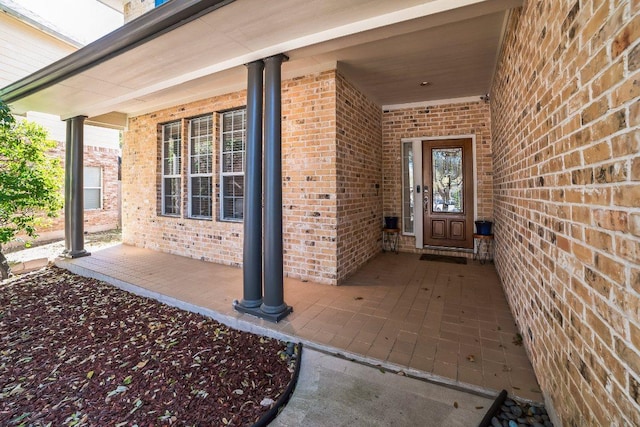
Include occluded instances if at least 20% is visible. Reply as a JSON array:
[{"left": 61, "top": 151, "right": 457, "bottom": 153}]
[{"left": 56, "top": 244, "right": 542, "bottom": 403}]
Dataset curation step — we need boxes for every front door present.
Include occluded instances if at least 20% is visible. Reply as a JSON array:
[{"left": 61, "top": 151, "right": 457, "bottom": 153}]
[{"left": 422, "top": 139, "right": 474, "bottom": 248}]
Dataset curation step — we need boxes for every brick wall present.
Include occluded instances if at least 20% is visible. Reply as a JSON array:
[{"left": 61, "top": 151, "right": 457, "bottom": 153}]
[
  {"left": 381, "top": 101, "right": 493, "bottom": 255},
  {"left": 123, "top": 0, "right": 154, "bottom": 22},
  {"left": 335, "top": 72, "right": 383, "bottom": 282},
  {"left": 491, "top": 1, "right": 640, "bottom": 425},
  {"left": 282, "top": 71, "right": 339, "bottom": 283},
  {"left": 25, "top": 142, "right": 121, "bottom": 244},
  {"left": 123, "top": 69, "right": 386, "bottom": 285},
  {"left": 123, "top": 70, "right": 345, "bottom": 284},
  {"left": 123, "top": 90, "right": 246, "bottom": 265}
]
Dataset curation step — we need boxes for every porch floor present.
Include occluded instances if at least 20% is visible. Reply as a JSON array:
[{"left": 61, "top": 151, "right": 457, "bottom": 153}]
[{"left": 56, "top": 244, "right": 542, "bottom": 402}]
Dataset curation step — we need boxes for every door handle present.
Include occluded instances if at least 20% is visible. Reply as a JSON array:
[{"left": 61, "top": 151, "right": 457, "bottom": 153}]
[{"left": 423, "top": 186, "right": 429, "bottom": 212}]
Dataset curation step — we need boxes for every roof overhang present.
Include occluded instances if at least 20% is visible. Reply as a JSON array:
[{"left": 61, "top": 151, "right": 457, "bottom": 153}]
[{"left": 0, "top": 0, "right": 522, "bottom": 128}]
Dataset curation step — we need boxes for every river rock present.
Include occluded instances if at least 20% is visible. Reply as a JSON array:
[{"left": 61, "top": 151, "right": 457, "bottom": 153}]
[{"left": 511, "top": 405, "right": 523, "bottom": 417}]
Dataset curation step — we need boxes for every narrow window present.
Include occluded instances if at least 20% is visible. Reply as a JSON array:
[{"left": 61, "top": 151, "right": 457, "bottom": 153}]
[
  {"left": 161, "top": 121, "right": 182, "bottom": 216},
  {"left": 220, "top": 109, "right": 246, "bottom": 221},
  {"left": 188, "top": 115, "right": 213, "bottom": 219},
  {"left": 84, "top": 166, "right": 102, "bottom": 210},
  {"left": 402, "top": 141, "right": 415, "bottom": 235}
]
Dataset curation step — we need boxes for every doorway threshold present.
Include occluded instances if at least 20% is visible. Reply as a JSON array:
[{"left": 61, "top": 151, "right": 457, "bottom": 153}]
[{"left": 423, "top": 245, "right": 473, "bottom": 253}]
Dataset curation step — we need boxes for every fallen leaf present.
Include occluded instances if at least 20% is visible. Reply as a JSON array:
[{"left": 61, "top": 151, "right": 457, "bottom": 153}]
[
  {"left": 0, "top": 267, "right": 296, "bottom": 426},
  {"left": 135, "top": 360, "right": 148, "bottom": 369},
  {"left": 260, "top": 397, "right": 275, "bottom": 407},
  {"left": 8, "top": 384, "right": 24, "bottom": 397},
  {"left": 107, "top": 385, "right": 128, "bottom": 398},
  {"left": 466, "top": 354, "right": 475, "bottom": 362},
  {"left": 512, "top": 333, "right": 523, "bottom": 346},
  {"left": 129, "top": 398, "right": 143, "bottom": 415}
]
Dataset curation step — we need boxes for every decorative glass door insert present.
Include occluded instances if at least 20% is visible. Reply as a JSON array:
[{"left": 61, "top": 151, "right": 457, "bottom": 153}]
[{"left": 431, "top": 148, "right": 463, "bottom": 213}]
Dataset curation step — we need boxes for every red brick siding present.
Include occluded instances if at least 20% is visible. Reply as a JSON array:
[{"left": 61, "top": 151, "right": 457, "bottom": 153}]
[
  {"left": 124, "top": 91, "right": 247, "bottom": 265},
  {"left": 491, "top": 2, "right": 640, "bottom": 425},
  {"left": 123, "top": 70, "right": 389, "bottom": 285},
  {"left": 123, "top": 71, "right": 342, "bottom": 283},
  {"left": 282, "top": 71, "right": 339, "bottom": 283},
  {"left": 335, "top": 72, "right": 383, "bottom": 282}
]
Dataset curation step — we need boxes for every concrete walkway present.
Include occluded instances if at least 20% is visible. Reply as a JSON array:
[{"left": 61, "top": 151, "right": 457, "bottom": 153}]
[{"left": 272, "top": 348, "right": 493, "bottom": 426}]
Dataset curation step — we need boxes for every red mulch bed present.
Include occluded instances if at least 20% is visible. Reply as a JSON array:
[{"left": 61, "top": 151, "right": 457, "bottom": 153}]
[{"left": 0, "top": 267, "right": 296, "bottom": 426}]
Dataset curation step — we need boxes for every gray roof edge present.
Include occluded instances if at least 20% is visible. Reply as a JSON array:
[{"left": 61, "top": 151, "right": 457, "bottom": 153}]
[{"left": 0, "top": 0, "right": 235, "bottom": 105}]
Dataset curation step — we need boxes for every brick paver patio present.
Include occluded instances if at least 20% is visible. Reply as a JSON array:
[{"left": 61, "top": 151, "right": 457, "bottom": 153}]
[{"left": 56, "top": 244, "right": 542, "bottom": 402}]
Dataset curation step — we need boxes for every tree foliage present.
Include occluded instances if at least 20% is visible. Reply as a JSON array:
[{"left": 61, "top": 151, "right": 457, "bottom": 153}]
[{"left": 0, "top": 100, "right": 64, "bottom": 277}]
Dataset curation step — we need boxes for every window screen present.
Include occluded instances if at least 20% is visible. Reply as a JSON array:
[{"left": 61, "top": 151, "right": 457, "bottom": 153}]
[{"left": 220, "top": 109, "right": 246, "bottom": 221}]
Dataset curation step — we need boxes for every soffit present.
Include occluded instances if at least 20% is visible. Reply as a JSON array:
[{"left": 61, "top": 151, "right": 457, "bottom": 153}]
[{"left": 3, "top": 0, "right": 521, "bottom": 126}]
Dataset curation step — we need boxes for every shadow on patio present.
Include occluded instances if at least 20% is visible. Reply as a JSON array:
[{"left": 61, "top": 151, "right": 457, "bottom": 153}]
[{"left": 56, "top": 244, "right": 542, "bottom": 402}]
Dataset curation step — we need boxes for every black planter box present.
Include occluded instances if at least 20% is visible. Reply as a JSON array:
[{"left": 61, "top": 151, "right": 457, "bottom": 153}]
[{"left": 475, "top": 220, "right": 493, "bottom": 235}]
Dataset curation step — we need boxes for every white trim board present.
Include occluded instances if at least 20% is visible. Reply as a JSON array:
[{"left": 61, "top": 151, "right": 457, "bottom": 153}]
[{"left": 383, "top": 96, "right": 485, "bottom": 112}]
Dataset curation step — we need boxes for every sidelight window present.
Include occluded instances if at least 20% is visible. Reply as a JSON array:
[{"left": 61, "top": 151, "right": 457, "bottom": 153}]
[{"left": 402, "top": 141, "right": 415, "bottom": 235}]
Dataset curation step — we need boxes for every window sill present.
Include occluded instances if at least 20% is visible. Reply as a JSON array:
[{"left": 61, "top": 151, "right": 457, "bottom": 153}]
[
  {"left": 188, "top": 216, "right": 213, "bottom": 221},
  {"left": 219, "top": 218, "right": 243, "bottom": 224}
]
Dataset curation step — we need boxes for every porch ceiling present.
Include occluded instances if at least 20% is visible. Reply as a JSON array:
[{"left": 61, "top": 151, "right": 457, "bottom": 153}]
[{"left": 1, "top": 0, "right": 521, "bottom": 127}]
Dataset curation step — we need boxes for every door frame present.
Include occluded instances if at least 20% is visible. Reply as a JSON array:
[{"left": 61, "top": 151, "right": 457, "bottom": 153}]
[{"left": 401, "top": 135, "right": 478, "bottom": 249}]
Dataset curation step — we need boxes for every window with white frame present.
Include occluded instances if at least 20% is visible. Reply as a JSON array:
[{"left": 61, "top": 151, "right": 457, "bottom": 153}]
[
  {"left": 161, "top": 121, "right": 182, "bottom": 216},
  {"left": 84, "top": 166, "right": 102, "bottom": 210},
  {"left": 402, "top": 141, "right": 415, "bottom": 235},
  {"left": 220, "top": 109, "right": 246, "bottom": 221},
  {"left": 188, "top": 115, "right": 213, "bottom": 219}
]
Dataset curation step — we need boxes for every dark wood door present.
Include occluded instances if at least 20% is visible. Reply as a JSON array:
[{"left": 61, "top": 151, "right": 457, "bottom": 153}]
[{"left": 422, "top": 139, "right": 474, "bottom": 248}]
